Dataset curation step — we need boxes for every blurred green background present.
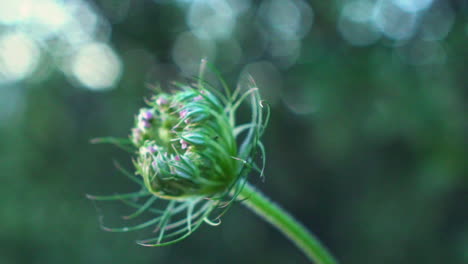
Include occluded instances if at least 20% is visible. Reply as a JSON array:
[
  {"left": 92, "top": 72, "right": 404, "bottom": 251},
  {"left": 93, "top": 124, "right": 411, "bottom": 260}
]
[{"left": 0, "top": 0, "right": 467, "bottom": 263}]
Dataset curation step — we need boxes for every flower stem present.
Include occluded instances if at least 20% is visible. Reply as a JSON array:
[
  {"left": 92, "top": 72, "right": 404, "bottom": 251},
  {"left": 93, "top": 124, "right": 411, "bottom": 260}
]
[{"left": 238, "top": 182, "right": 338, "bottom": 264}]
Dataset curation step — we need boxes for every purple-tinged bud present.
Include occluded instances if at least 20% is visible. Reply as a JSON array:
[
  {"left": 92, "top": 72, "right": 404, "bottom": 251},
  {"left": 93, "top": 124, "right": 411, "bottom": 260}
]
[
  {"left": 142, "top": 110, "right": 153, "bottom": 120},
  {"left": 179, "top": 109, "right": 188, "bottom": 119},
  {"left": 133, "top": 81, "right": 266, "bottom": 202},
  {"left": 147, "top": 145, "right": 158, "bottom": 153},
  {"left": 132, "top": 128, "right": 142, "bottom": 143},
  {"left": 156, "top": 97, "right": 168, "bottom": 106},
  {"left": 139, "top": 119, "right": 151, "bottom": 129},
  {"left": 180, "top": 139, "right": 188, "bottom": 150}
]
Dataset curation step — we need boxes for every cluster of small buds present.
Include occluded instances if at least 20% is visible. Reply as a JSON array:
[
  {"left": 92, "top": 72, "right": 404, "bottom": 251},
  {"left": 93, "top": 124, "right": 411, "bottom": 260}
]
[
  {"left": 138, "top": 109, "right": 154, "bottom": 130},
  {"left": 130, "top": 87, "right": 239, "bottom": 200},
  {"left": 131, "top": 109, "right": 154, "bottom": 145}
]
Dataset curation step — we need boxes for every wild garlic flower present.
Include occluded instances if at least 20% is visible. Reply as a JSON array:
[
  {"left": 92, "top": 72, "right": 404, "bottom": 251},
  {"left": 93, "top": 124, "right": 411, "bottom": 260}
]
[{"left": 89, "top": 62, "right": 269, "bottom": 246}]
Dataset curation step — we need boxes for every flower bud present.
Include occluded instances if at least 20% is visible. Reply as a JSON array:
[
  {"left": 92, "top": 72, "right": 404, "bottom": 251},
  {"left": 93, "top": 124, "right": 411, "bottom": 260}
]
[
  {"left": 90, "top": 64, "right": 268, "bottom": 246},
  {"left": 132, "top": 88, "right": 239, "bottom": 200}
]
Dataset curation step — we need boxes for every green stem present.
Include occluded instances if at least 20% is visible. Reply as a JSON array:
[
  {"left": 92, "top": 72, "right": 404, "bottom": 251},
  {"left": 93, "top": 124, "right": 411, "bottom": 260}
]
[{"left": 238, "top": 182, "right": 338, "bottom": 264}]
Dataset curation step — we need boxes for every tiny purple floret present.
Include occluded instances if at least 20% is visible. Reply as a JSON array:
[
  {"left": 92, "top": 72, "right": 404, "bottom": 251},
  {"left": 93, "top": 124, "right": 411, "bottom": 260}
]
[
  {"left": 139, "top": 119, "right": 151, "bottom": 128},
  {"left": 147, "top": 145, "right": 157, "bottom": 153},
  {"left": 179, "top": 109, "right": 188, "bottom": 119},
  {"left": 180, "top": 139, "right": 188, "bottom": 149},
  {"left": 174, "top": 155, "right": 181, "bottom": 161},
  {"left": 193, "top": 95, "right": 203, "bottom": 102},
  {"left": 156, "top": 97, "right": 168, "bottom": 106},
  {"left": 142, "top": 110, "right": 153, "bottom": 120}
]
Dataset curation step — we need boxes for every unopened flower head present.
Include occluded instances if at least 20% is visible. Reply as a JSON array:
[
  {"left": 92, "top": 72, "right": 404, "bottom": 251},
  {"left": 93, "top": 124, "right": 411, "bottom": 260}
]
[
  {"left": 89, "top": 61, "right": 269, "bottom": 246},
  {"left": 131, "top": 87, "right": 239, "bottom": 200}
]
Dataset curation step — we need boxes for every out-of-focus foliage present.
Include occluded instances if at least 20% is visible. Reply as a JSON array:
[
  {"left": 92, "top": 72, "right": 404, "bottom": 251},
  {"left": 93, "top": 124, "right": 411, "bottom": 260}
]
[{"left": 0, "top": 0, "right": 466, "bottom": 263}]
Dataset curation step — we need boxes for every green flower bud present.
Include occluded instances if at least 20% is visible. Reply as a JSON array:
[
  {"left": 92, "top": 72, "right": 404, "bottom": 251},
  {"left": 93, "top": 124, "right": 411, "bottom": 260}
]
[
  {"left": 132, "top": 88, "right": 238, "bottom": 200},
  {"left": 89, "top": 62, "right": 269, "bottom": 246}
]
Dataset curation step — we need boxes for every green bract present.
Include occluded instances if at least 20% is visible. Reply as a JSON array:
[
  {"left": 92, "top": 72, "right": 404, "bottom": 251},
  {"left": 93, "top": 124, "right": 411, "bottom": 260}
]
[{"left": 88, "top": 61, "right": 269, "bottom": 246}]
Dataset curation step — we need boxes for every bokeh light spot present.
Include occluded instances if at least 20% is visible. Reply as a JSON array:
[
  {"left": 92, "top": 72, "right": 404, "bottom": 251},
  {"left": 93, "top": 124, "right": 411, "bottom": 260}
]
[
  {"left": 259, "top": 0, "right": 313, "bottom": 40},
  {"left": 70, "top": 42, "right": 122, "bottom": 91},
  {"left": 420, "top": 2, "right": 455, "bottom": 41},
  {"left": 342, "top": 0, "right": 375, "bottom": 22},
  {"left": 226, "top": 0, "right": 251, "bottom": 15},
  {"left": 338, "top": 0, "right": 381, "bottom": 46},
  {"left": 240, "top": 61, "right": 282, "bottom": 105},
  {"left": 0, "top": 0, "right": 29, "bottom": 25},
  {"left": 373, "top": 0, "right": 418, "bottom": 40},
  {"left": 0, "top": 32, "right": 40, "bottom": 83},
  {"left": 188, "top": 0, "right": 236, "bottom": 40},
  {"left": 269, "top": 39, "right": 301, "bottom": 68},
  {"left": 172, "top": 31, "right": 216, "bottom": 76},
  {"left": 393, "top": 0, "right": 433, "bottom": 13},
  {"left": 30, "top": 0, "right": 70, "bottom": 31}
]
